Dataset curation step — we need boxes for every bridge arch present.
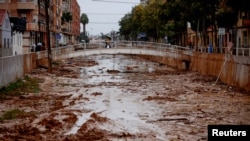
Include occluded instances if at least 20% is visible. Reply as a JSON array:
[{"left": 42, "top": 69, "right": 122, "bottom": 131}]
[{"left": 58, "top": 48, "right": 174, "bottom": 59}]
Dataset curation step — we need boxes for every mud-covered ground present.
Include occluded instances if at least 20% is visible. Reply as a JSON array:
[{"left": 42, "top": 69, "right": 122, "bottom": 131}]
[{"left": 0, "top": 54, "right": 249, "bottom": 141}]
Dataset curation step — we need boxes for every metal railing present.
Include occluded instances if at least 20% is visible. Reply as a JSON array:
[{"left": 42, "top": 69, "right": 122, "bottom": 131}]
[
  {"left": 35, "top": 41, "right": 250, "bottom": 59},
  {"left": 192, "top": 45, "right": 250, "bottom": 56}
]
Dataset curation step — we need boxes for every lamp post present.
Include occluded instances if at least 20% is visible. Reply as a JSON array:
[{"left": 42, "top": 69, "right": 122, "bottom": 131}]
[{"left": 45, "top": 0, "right": 52, "bottom": 72}]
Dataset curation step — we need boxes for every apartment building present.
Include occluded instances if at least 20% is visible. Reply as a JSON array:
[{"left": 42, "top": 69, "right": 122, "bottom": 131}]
[
  {"left": 61, "top": 0, "right": 80, "bottom": 45},
  {"left": 71, "top": 0, "right": 80, "bottom": 43},
  {"left": 237, "top": 11, "right": 250, "bottom": 48},
  {"left": 0, "top": 0, "right": 80, "bottom": 54}
]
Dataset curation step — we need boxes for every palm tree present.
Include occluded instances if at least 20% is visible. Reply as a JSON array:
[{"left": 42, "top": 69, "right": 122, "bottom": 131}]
[{"left": 80, "top": 13, "right": 89, "bottom": 38}]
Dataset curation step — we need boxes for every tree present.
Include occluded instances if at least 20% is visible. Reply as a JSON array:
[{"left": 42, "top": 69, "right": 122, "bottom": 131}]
[
  {"left": 181, "top": 0, "right": 219, "bottom": 46},
  {"left": 141, "top": 1, "right": 161, "bottom": 41},
  {"left": 119, "top": 0, "right": 247, "bottom": 46},
  {"left": 216, "top": 6, "right": 237, "bottom": 28},
  {"left": 131, "top": 5, "right": 144, "bottom": 40},
  {"left": 119, "top": 13, "right": 133, "bottom": 40},
  {"left": 80, "top": 13, "right": 89, "bottom": 38},
  {"left": 61, "top": 12, "right": 73, "bottom": 25},
  {"left": 119, "top": 5, "right": 145, "bottom": 40},
  {"left": 160, "top": 0, "right": 190, "bottom": 45}
]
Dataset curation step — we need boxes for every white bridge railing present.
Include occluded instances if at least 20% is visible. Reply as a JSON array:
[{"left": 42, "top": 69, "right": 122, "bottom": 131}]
[{"left": 36, "top": 41, "right": 250, "bottom": 59}]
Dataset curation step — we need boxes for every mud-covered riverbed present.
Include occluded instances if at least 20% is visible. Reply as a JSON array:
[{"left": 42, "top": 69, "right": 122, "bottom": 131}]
[{"left": 0, "top": 54, "right": 249, "bottom": 141}]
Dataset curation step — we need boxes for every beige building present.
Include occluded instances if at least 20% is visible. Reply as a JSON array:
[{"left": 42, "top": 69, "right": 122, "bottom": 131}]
[{"left": 236, "top": 11, "right": 250, "bottom": 48}]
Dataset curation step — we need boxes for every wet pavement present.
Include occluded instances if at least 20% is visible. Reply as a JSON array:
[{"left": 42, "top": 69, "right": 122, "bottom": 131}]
[{"left": 0, "top": 54, "right": 249, "bottom": 141}]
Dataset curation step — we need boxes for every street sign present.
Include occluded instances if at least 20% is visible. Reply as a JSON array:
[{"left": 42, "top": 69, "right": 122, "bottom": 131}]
[{"left": 218, "top": 28, "right": 225, "bottom": 35}]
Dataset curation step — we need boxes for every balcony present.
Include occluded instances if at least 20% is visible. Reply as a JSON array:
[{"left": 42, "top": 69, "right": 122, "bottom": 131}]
[
  {"left": 61, "top": 24, "right": 68, "bottom": 30},
  {"left": 16, "top": 0, "right": 36, "bottom": 10},
  {"left": 39, "top": 25, "right": 46, "bottom": 32},
  {"left": 26, "top": 23, "right": 38, "bottom": 31},
  {"left": 10, "top": 17, "right": 26, "bottom": 32},
  {"left": 39, "top": 8, "right": 46, "bottom": 15},
  {"left": 62, "top": 28, "right": 71, "bottom": 33}
]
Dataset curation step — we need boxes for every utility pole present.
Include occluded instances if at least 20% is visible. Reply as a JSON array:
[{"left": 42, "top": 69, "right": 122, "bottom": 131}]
[{"left": 45, "top": 0, "right": 52, "bottom": 72}]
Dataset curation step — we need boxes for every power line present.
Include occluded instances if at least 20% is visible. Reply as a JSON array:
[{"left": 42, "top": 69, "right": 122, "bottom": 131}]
[
  {"left": 89, "top": 22, "right": 118, "bottom": 24},
  {"left": 92, "top": 0, "right": 139, "bottom": 4},
  {"left": 86, "top": 13, "right": 126, "bottom": 15}
]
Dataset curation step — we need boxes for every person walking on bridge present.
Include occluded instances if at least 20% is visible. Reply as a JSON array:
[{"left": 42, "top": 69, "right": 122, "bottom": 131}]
[{"left": 105, "top": 35, "right": 111, "bottom": 48}]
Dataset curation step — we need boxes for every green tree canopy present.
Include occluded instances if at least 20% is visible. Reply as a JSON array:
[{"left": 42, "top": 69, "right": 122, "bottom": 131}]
[
  {"left": 119, "top": 13, "right": 133, "bottom": 40},
  {"left": 61, "top": 12, "right": 73, "bottom": 24},
  {"left": 80, "top": 13, "right": 89, "bottom": 34},
  {"left": 119, "top": 0, "right": 249, "bottom": 45}
]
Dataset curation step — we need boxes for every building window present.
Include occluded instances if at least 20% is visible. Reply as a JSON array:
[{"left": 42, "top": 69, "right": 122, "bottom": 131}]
[
  {"left": 4, "top": 38, "right": 6, "bottom": 48},
  {"left": 243, "top": 31, "right": 248, "bottom": 48},
  {"left": 21, "top": 13, "right": 27, "bottom": 22},
  {"left": 5, "top": 19, "right": 9, "bottom": 28},
  {"left": 8, "top": 38, "right": 9, "bottom": 48},
  {"left": 238, "top": 37, "right": 241, "bottom": 48}
]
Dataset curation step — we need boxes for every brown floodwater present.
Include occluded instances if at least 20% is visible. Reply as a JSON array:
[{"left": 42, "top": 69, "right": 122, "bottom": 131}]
[{"left": 0, "top": 54, "right": 249, "bottom": 141}]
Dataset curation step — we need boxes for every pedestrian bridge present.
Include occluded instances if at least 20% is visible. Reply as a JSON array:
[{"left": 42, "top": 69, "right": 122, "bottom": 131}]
[
  {"left": 36, "top": 40, "right": 249, "bottom": 72},
  {"left": 37, "top": 41, "right": 250, "bottom": 62},
  {"left": 37, "top": 41, "right": 195, "bottom": 63}
]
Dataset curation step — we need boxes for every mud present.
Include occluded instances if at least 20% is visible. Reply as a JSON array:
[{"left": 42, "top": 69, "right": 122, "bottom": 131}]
[{"left": 0, "top": 54, "right": 249, "bottom": 141}]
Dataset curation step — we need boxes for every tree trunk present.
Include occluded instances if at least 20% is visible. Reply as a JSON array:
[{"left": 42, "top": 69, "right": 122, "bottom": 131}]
[
  {"left": 83, "top": 24, "right": 86, "bottom": 37},
  {"left": 212, "top": 5, "right": 217, "bottom": 50},
  {"left": 196, "top": 19, "right": 200, "bottom": 50},
  {"left": 202, "top": 17, "right": 206, "bottom": 46}
]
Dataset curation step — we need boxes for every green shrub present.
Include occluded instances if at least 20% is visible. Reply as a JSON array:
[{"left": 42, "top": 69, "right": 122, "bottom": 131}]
[{"left": 0, "top": 75, "right": 43, "bottom": 99}]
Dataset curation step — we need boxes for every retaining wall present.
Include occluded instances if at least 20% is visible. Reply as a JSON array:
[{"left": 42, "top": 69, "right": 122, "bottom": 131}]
[
  {"left": 139, "top": 53, "right": 250, "bottom": 91},
  {"left": 191, "top": 53, "right": 250, "bottom": 91}
]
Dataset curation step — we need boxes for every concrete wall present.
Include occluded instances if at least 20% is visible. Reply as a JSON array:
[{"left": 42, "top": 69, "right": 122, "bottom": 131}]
[
  {"left": 0, "top": 53, "right": 37, "bottom": 88},
  {"left": 0, "top": 55, "right": 23, "bottom": 87},
  {"left": 23, "top": 53, "right": 38, "bottom": 73},
  {"left": 191, "top": 53, "right": 250, "bottom": 91},
  {"left": 139, "top": 53, "right": 250, "bottom": 91}
]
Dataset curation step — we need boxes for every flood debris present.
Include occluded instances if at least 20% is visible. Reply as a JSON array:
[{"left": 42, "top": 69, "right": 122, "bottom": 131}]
[{"left": 0, "top": 54, "right": 249, "bottom": 141}]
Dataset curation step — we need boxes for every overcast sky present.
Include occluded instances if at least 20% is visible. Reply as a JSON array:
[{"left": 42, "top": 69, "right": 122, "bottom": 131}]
[{"left": 77, "top": 0, "right": 140, "bottom": 36}]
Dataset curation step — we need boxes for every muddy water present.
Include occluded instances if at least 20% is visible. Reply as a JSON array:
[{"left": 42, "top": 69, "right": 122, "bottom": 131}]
[
  {"left": 1, "top": 54, "right": 249, "bottom": 141},
  {"left": 59, "top": 55, "right": 250, "bottom": 141}
]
